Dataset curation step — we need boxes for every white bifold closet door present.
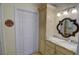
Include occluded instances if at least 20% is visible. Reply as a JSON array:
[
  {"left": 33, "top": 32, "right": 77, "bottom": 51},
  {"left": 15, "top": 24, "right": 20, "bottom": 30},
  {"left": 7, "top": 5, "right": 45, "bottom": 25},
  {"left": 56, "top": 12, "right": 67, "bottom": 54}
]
[{"left": 15, "top": 9, "right": 39, "bottom": 55}]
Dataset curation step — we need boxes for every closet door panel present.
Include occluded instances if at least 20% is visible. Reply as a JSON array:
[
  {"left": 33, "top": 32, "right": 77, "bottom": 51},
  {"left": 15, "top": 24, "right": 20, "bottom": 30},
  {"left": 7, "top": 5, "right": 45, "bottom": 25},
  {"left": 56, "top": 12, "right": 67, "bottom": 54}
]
[
  {"left": 33, "top": 14, "right": 39, "bottom": 53},
  {"left": 23, "top": 12, "right": 34, "bottom": 54},
  {"left": 15, "top": 11, "right": 24, "bottom": 54}
]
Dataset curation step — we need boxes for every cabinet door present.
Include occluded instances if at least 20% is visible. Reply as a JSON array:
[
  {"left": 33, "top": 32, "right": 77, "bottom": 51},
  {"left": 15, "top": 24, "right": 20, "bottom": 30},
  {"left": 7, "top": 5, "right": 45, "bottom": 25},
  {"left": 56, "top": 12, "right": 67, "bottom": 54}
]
[
  {"left": 45, "top": 40, "right": 55, "bottom": 55},
  {"left": 39, "top": 7, "right": 46, "bottom": 54},
  {"left": 56, "top": 45, "right": 75, "bottom": 55},
  {"left": 56, "top": 50, "right": 65, "bottom": 55},
  {"left": 45, "top": 46, "right": 55, "bottom": 55},
  {"left": 46, "top": 40, "right": 55, "bottom": 48}
]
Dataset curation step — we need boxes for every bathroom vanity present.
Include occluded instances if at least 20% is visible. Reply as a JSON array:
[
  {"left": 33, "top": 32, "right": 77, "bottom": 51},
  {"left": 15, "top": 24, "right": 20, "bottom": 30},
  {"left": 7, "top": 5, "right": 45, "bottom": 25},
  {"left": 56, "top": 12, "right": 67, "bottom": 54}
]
[
  {"left": 45, "top": 40, "right": 74, "bottom": 55},
  {"left": 45, "top": 37, "right": 77, "bottom": 55}
]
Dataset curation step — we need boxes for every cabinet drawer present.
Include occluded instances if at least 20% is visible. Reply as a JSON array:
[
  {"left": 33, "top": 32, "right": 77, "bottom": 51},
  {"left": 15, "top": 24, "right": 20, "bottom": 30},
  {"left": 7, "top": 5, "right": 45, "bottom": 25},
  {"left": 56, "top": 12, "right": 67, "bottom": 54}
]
[
  {"left": 56, "top": 50, "right": 65, "bottom": 55},
  {"left": 46, "top": 40, "right": 55, "bottom": 49},
  {"left": 56, "top": 45, "right": 75, "bottom": 55},
  {"left": 45, "top": 46, "right": 55, "bottom": 55}
]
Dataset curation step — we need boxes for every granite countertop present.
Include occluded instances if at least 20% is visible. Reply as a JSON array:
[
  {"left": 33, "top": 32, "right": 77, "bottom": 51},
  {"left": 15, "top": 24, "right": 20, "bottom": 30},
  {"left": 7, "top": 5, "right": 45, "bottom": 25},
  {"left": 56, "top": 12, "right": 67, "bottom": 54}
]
[{"left": 47, "top": 37, "right": 77, "bottom": 53}]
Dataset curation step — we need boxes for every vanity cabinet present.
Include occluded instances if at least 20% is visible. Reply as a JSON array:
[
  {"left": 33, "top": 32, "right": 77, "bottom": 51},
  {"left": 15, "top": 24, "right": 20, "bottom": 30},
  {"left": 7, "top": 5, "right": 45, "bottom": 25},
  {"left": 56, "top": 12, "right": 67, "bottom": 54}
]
[
  {"left": 45, "top": 40, "right": 55, "bottom": 55},
  {"left": 46, "top": 46, "right": 55, "bottom": 55},
  {"left": 56, "top": 45, "right": 75, "bottom": 55},
  {"left": 45, "top": 40, "right": 75, "bottom": 55}
]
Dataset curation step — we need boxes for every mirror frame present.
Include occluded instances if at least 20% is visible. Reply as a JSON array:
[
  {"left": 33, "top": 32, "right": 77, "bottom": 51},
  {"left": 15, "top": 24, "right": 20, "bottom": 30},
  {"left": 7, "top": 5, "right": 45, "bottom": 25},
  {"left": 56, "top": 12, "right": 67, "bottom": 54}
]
[{"left": 57, "top": 18, "right": 79, "bottom": 38}]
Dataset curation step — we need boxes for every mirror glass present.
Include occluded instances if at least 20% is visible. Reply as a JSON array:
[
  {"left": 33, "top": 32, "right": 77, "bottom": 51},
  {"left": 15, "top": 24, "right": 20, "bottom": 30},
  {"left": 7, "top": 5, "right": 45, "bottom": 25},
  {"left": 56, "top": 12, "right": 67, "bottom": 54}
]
[{"left": 57, "top": 18, "right": 79, "bottom": 38}]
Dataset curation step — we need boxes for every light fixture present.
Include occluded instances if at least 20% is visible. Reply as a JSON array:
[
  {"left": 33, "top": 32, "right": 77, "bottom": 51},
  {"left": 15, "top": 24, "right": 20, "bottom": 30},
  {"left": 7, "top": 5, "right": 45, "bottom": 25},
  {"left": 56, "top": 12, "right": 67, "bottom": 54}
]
[
  {"left": 71, "top": 8, "right": 77, "bottom": 14},
  {"left": 63, "top": 11, "right": 68, "bottom": 15},
  {"left": 57, "top": 6, "right": 78, "bottom": 17},
  {"left": 57, "top": 13, "right": 61, "bottom": 17}
]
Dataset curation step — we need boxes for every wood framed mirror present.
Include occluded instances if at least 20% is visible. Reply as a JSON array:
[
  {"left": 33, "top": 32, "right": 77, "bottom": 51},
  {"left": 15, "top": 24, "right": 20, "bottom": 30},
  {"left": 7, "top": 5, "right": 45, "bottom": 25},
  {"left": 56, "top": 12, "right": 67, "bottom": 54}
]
[
  {"left": 57, "top": 18, "right": 79, "bottom": 38},
  {"left": 5, "top": 19, "right": 14, "bottom": 27}
]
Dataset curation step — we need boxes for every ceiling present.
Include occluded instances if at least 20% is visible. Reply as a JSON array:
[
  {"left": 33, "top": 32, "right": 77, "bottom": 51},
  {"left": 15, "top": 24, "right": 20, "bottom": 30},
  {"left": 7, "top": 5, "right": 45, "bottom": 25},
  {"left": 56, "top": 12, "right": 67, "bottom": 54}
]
[
  {"left": 50, "top": 3, "right": 79, "bottom": 11},
  {"left": 50, "top": 3, "right": 79, "bottom": 8}
]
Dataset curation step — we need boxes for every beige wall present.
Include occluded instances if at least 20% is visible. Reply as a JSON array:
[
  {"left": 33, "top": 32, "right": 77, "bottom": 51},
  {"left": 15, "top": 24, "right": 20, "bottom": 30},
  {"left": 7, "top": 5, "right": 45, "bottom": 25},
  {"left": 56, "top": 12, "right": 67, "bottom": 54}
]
[
  {"left": 1, "top": 3, "right": 38, "bottom": 54},
  {"left": 46, "top": 4, "right": 57, "bottom": 39},
  {"left": 46, "top": 4, "right": 79, "bottom": 44}
]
